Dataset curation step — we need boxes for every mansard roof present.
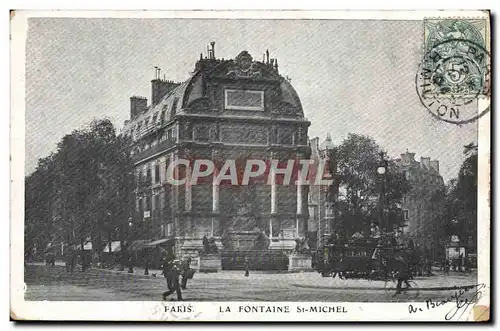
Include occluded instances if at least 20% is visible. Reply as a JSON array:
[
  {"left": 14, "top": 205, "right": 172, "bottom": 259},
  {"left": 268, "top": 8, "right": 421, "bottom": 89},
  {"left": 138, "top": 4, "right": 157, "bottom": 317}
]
[{"left": 123, "top": 50, "right": 306, "bottom": 140}]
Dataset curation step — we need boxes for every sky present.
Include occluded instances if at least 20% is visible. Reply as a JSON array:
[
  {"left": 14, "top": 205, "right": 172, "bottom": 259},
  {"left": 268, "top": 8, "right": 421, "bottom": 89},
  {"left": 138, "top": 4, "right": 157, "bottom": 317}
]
[{"left": 25, "top": 18, "right": 477, "bottom": 183}]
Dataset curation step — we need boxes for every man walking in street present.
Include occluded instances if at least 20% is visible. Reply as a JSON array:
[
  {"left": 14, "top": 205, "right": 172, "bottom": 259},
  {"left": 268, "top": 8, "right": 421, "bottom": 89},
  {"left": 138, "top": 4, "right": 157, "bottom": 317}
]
[
  {"left": 392, "top": 254, "right": 411, "bottom": 296},
  {"left": 444, "top": 259, "right": 450, "bottom": 275},
  {"left": 162, "top": 255, "right": 182, "bottom": 301},
  {"left": 181, "top": 257, "right": 193, "bottom": 290},
  {"left": 244, "top": 256, "right": 250, "bottom": 277}
]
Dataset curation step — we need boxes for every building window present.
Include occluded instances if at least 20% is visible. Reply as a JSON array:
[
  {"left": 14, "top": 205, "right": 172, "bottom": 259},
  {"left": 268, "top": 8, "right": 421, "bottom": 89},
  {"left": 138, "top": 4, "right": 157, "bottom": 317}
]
[
  {"left": 146, "top": 168, "right": 152, "bottom": 183},
  {"left": 172, "top": 98, "right": 178, "bottom": 116},
  {"left": 172, "top": 127, "right": 177, "bottom": 142},
  {"left": 155, "top": 164, "right": 160, "bottom": 183},
  {"left": 224, "top": 89, "right": 264, "bottom": 111},
  {"left": 404, "top": 171, "right": 411, "bottom": 180},
  {"left": 278, "top": 127, "right": 294, "bottom": 145},
  {"left": 154, "top": 194, "right": 160, "bottom": 211},
  {"left": 195, "top": 125, "right": 210, "bottom": 141},
  {"left": 403, "top": 197, "right": 407, "bottom": 205},
  {"left": 138, "top": 198, "right": 143, "bottom": 215},
  {"left": 403, "top": 209, "right": 409, "bottom": 220},
  {"left": 152, "top": 113, "right": 158, "bottom": 124},
  {"left": 167, "top": 223, "right": 173, "bottom": 236}
]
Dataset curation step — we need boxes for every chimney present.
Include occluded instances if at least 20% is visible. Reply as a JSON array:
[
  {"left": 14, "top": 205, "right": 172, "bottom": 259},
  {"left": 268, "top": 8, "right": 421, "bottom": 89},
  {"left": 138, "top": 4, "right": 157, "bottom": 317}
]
[
  {"left": 309, "top": 137, "right": 320, "bottom": 158},
  {"left": 151, "top": 79, "right": 180, "bottom": 106},
  {"left": 400, "top": 151, "right": 416, "bottom": 164},
  {"left": 210, "top": 41, "right": 216, "bottom": 59},
  {"left": 420, "top": 157, "right": 431, "bottom": 169},
  {"left": 430, "top": 160, "right": 440, "bottom": 173},
  {"left": 130, "top": 96, "right": 148, "bottom": 118}
]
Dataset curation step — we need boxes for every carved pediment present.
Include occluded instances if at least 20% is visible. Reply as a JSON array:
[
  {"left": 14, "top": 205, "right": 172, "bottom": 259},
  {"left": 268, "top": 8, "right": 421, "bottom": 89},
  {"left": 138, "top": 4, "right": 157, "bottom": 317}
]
[
  {"left": 277, "top": 101, "right": 300, "bottom": 116},
  {"left": 209, "top": 51, "right": 281, "bottom": 81}
]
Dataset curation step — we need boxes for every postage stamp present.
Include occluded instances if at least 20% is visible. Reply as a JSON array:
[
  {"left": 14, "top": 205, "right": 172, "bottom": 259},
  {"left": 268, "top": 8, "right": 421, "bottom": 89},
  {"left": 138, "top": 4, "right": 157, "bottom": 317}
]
[
  {"left": 416, "top": 18, "right": 491, "bottom": 124},
  {"left": 10, "top": 10, "right": 491, "bottom": 322}
]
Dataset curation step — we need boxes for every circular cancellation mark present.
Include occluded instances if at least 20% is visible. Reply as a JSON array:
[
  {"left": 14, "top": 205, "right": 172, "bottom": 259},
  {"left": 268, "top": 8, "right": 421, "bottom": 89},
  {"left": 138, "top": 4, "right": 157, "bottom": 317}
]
[{"left": 416, "top": 38, "right": 491, "bottom": 125}]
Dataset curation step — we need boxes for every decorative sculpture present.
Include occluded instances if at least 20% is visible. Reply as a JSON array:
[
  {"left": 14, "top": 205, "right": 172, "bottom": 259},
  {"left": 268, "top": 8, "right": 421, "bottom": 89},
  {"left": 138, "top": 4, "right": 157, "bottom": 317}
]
[
  {"left": 201, "top": 235, "right": 218, "bottom": 255},
  {"left": 293, "top": 237, "right": 310, "bottom": 254}
]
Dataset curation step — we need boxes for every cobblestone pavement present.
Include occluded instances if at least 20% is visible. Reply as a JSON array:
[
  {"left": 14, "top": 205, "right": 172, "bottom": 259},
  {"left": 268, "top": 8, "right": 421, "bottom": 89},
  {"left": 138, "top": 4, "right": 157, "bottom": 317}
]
[{"left": 24, "top": 263, "right": 478, "bottom": 303}]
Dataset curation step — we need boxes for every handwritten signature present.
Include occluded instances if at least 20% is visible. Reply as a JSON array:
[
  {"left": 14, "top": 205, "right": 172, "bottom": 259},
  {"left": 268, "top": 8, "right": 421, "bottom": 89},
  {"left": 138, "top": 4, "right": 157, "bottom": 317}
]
[{"left": 408, "top": 283, "right": 486, "bottom": 321}]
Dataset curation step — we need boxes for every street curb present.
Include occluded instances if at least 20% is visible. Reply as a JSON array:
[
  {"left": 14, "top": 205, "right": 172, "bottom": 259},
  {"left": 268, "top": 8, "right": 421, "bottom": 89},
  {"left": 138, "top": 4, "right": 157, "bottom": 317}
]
[
  {"left": 292, "top": 284, "right": 477, "bottom": 291},
  {"left": 90, "top": 268, "right": 163, "bottom": 280}
]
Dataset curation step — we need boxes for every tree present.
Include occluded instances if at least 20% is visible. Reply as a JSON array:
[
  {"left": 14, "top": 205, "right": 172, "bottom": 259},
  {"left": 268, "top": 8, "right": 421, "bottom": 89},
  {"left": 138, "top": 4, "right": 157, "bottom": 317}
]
[
  {"left": 442, "top": 143, "right": 478, "bottom": 253},
  {"left": 334, "top": 133, "right": 411, "bottom": 237},
  {"left": 24, "top": 118, "right": 136, "bottom": 263}
]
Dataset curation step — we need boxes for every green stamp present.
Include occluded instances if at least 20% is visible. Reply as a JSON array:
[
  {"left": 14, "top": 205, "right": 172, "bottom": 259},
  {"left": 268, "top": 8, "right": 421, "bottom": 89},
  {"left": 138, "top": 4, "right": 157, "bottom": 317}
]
[
  {"left": 420, "top": 19, "right": 490, "bottom": 99},
  {"left": 424, "top": 19, "right": 488, "bottom": 53},
  {"left": 416, "top": 18, "right": 491, "bottom": 124}
]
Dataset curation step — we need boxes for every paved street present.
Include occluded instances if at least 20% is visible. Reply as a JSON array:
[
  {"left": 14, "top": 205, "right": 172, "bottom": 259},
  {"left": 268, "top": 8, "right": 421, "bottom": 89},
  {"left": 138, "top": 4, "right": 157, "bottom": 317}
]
[{"left": 24, "top": 263, "right": 478, "bottom": 302}]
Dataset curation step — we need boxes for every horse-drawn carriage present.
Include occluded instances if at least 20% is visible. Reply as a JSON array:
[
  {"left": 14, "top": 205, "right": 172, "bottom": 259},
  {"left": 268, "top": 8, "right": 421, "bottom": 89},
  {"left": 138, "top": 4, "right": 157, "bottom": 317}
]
[{"left": 313, "top": 238, "right": 419, "bottom": 280}]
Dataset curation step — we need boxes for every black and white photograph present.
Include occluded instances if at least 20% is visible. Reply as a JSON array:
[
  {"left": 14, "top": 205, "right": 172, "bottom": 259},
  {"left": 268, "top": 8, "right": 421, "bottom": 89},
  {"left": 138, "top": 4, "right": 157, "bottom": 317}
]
[{"left": 10, "top": 10, "right": 491, "bottom": 322}]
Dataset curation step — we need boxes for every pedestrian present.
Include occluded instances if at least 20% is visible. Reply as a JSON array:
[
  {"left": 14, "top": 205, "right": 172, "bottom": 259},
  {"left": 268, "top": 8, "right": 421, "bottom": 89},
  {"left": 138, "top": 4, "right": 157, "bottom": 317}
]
[
  {"left": 161, "top": 256, "right": 182, "bottom": 301},
  {"left": 180, "top": 257, "right": 193, "bottom": 290},
  {"left": 392, "top": 255, "right": 411, "bottom": 296},
  {"left": 426, "top": 258, "right": 432, "bottom": 277},
  {"left": 444, "top": 259, "right": 450, "bottom": 275},
  {"left": 244, "top": 256, "right": 250, "bottom": 277}
]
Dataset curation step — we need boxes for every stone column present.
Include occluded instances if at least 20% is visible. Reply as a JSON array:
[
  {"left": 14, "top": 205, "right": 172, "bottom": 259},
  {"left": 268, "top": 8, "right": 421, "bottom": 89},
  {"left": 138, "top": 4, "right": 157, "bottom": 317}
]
[
  {"left": 184, "top": 150, "right": 192, "bottom": 212},
  {"left": 270, "top": 151, "right": 278, "bottom": 214},
  {"left": 296, "top": 152, "right": 305, "bottom": 238},
  {"left": 269, "top": 151, "right": 277, "bottom": 240},
  {"left": 212, "top": 149, "right": 220, "bottom": 213}
]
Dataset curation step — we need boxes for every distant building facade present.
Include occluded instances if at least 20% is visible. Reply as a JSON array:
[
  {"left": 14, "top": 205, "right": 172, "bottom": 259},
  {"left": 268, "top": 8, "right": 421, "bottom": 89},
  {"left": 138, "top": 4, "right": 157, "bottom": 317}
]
[
  {"left": 307, "top": 138, "right": 446, "bottom": 256},
  {"left": 396, "top": 151, "right": 445, "bottom": 257},
  {"left": 121, "top": 44, "right": 311, "bottom": 261},
  {"left": 308, "top": 135, "right": 338, "bottom": 248}
]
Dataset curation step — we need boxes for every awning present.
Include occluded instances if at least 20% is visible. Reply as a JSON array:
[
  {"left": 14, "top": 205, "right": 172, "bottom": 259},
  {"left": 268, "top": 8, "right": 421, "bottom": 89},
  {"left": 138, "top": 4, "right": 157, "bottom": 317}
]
[
  {"left": 145, "top": 238, "right": 171, "bottom": 247},
  {"left": 103, "top": 241, "right": 122, "bottom": 253},
  {"left": 128, "top": 240, "right": 150, "bottom": 252},
  {"left": 43, "top": 243, "right": 65, "bottom": 254},
  {"left": 351, "top": 232, "right": 365, "bottom": 239}
]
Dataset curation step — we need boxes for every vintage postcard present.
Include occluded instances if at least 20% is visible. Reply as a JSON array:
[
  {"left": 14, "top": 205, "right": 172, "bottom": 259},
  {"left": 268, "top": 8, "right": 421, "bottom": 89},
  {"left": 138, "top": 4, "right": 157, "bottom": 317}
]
[{"left": 10, "top": 10, "right": 491, "bottom": 322}]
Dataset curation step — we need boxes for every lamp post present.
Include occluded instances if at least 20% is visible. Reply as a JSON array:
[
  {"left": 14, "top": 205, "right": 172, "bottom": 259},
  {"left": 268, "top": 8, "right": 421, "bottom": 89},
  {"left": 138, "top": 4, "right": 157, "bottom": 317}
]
[
  {"left": 376, "top": 152, "right": 388, "bottom": 237},
  {"left": 128, "top": 220, "right": 134, "bottom": 273},
  {"left": 324, "top": 143, "right": 338, "bottom": 240}
]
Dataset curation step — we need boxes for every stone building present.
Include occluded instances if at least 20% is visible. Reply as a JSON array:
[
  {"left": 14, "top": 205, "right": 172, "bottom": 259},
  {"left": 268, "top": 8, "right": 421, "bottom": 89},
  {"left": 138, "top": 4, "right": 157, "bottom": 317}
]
[
  {"left": 121, "top": 44, "right": 311, "bottom": 263},
  {"left": 396, "top": 151, "right": 445, "bottom": 257},
  {"left": 307, "top": 134, "right": 338, "bottom": 248}
]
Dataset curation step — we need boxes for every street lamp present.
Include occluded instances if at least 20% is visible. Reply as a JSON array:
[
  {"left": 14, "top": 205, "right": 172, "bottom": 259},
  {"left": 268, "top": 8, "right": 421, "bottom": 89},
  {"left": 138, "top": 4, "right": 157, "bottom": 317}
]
[
  {"left": 377, "top": 166, "right": 386, "bottom": 175},
  {"left": 377, "top": 152, "right": 388, "bottom": 237},
  {"left": 127, "top": 220, "right": 134, "bottom": 273}
]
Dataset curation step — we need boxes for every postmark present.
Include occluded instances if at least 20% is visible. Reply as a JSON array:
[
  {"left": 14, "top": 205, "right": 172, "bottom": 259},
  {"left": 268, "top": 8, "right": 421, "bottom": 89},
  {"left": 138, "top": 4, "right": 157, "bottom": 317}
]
[{"left": 416, "top": 19, "right": 491, "bottom": 124}]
